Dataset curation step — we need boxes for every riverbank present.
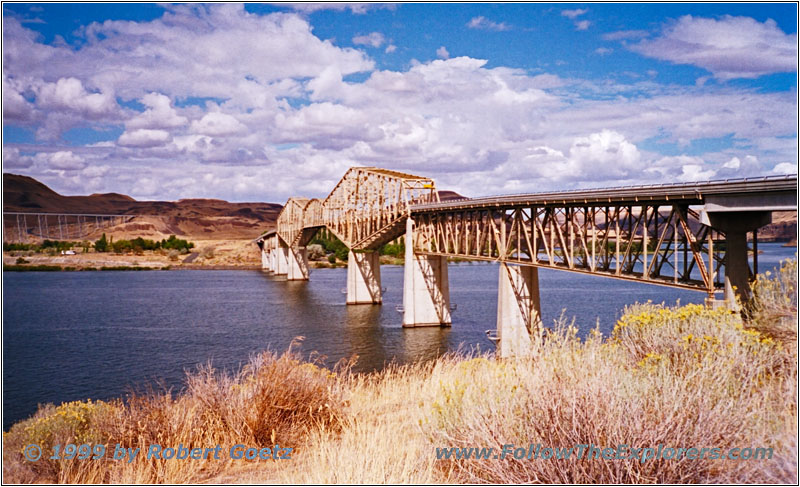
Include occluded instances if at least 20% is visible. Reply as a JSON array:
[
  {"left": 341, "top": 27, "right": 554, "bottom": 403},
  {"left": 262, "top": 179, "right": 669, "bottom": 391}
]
[{"left": 3, "top": 259, "right": 796, "bottom": 484}]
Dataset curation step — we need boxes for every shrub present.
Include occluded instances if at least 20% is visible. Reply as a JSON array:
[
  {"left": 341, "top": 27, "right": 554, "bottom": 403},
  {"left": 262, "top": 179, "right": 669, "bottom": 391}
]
[
  {"left": 307, "top": 244, "right": 326, "bottom": 260},
  {"left": 199, "top": 246, "right": 215, "bottom": 260}
]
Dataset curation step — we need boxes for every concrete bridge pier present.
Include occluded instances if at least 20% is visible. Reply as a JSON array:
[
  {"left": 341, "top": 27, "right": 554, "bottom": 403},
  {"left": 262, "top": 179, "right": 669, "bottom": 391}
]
[
  {"left": 287, "top": 247, "right": 309, "bottom": 281},
  {"left": 708, "top": 211, "right": 771, "bottom": 305},
  {"left": 402, "top": 218, "right": 452, "bottom": 327},
  {"left": 274, "top": 246, "right": 289, "bottom": 276},
  {"left": 495, "top": 263, "right": 542, "bottom": 358},
  {"left": 261, "top": 248, "right": 269, "bottom": 270},
  {"left": 347, "top": 250, "right": 382, "bottom": 304}
]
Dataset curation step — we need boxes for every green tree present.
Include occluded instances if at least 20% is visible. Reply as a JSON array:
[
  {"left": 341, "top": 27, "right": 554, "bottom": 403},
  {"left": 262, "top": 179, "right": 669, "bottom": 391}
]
[{"left": 94, "top": 234, "right": 108, "bottom": 253}]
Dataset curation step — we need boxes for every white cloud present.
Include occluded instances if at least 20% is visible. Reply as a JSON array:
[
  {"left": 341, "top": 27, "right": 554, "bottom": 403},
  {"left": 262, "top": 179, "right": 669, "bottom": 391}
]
[
  {"left": 631, "top": 15, "right": 797, "bottom": 79},
  {"left": 3, "top": 148, "right": 34, "bottom": 169},
  {"left": 595, "top": 47, "right": 613, "bottom": 56},
  {"left": 3, "top": 76, "right": 34, "bottom": 121},
  {"left": 118, "top": 129, "right": 172, "bottom": 148},
  {"left": 2, "top": 7, "right": 796, "bottom": 202},
  {"left": 34, "top": 77, "right": 118, "bottom": 119},
  {"left": 466, "top": 16, "right": 511, "bottom": 31},
  {"left": 385, "top": 44, "right": 397, "bottom": 54},
  {"left": 566, "top": 130, "right": 641, "bottom": 179},
  {"left": 126, "top": 93, "right": 188, "bottom": 130},
  {"left": 352, "top": 32, "right": 385, "bottom": 48},
  {"left": 82, "top": 164, "right": 110, "bottom": 178},
  {"left": 770, "top": 162, "right": 798, "bottom": 174},
  {"left": 436, "top": 46, "right": 450, "bottom": 59},
  {"left": 575, "top": 20, "right": 591, "bottom": 31},
  {"left": 561, "top": 9, "right": 587, "bottom": 19},
  {"left": 677, "top": 163, "right": 716, "bottom": 182},
  {"left": 36, "top": 151, "right": 86, "bottom": 170},
  {"left": 189, "top": 112, "right": 247, "bottom": 136}
]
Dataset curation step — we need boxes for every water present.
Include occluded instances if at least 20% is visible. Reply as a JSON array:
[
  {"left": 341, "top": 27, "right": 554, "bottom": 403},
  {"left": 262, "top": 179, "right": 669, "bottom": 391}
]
[{"left": 3, "top": 243, "right": 795, "bottom": 430}]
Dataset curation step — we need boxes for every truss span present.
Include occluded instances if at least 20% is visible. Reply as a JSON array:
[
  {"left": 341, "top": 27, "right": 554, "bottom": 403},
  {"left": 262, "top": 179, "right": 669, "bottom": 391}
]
[
  {"left": 275, "top": 167, "right": 438, "bottom": 250},
  {"left": 261, "top": 170, "right": 796, "bottom": 294}
]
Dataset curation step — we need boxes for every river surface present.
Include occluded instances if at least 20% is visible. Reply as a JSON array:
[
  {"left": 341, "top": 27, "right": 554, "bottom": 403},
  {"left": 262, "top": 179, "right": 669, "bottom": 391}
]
[{"left": 3, "top": 243, "right": 795, "bottom": 429}]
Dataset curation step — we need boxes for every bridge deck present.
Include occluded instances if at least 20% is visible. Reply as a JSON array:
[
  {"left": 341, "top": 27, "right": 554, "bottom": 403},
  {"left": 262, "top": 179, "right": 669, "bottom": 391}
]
[{"left": 410, "top": 175, "right": 797, "bottom": 211}]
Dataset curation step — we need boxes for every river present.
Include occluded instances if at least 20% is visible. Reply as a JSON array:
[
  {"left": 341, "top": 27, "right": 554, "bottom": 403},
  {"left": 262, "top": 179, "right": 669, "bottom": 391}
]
[{"left": 3, "top": 243, "right": 795, "bottom": 429}]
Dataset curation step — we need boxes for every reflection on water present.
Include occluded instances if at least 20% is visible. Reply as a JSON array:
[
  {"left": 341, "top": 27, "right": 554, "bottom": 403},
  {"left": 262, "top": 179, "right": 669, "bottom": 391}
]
[{"left": 3, "top": 243, "right": 795, "bottom": 429}]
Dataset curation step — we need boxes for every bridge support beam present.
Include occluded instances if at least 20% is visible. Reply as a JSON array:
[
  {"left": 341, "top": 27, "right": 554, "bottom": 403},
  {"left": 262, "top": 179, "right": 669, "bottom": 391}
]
[
  {"left": 287, "top": 247, "right": 309, "bottom": 281},
  {"left": 495, "top": 264, "right": 542, "bottom": 358},
  {"left": 347, "top": 250, "right": 382, "bottom": 304},
  {"left": 708, "top": 211, "right": 771, "bottom": 305},
  {"left": 402, "top": 218, "right": 451, "bottom": 327},
  {"left": 274, "top": 247, "right": 289, "bottom": 276}
]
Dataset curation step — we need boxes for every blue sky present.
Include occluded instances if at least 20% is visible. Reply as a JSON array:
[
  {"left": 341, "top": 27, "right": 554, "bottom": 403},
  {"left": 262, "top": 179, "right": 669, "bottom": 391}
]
[{"left": 3, "top": 2, "right": 797, "bottom": 201}]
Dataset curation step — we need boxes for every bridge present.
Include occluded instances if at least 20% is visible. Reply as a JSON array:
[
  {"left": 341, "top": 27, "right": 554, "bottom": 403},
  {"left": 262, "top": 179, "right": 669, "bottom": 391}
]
[
  {"left": 3, "top": 212, "right": 139, "bottom": 243},
  {"left": 254, "top": 167, "right": 797, "bottom": 357}
]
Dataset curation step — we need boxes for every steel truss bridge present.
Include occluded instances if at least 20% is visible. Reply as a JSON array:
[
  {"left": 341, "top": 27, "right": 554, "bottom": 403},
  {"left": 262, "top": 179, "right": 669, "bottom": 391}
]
[{"left": 249, "top": 168, "right": 795, "bottom": 356}]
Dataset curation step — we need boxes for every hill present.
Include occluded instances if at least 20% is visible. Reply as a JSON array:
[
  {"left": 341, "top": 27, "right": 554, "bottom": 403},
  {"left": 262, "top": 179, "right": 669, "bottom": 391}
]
[{"left": 3, "top": 173, "right": 283, "bottom": 240}]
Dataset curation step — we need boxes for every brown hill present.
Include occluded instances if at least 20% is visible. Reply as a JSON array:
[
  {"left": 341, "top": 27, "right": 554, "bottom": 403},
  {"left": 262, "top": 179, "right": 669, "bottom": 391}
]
[{"left": 3, "top": 173, "right": 282, "bottom": 240}]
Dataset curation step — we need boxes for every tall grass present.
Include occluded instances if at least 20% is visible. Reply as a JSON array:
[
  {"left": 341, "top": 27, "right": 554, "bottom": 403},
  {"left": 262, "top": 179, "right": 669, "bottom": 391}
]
[{"left": 4, "top": 260, "right": 797, "bottom": 484}]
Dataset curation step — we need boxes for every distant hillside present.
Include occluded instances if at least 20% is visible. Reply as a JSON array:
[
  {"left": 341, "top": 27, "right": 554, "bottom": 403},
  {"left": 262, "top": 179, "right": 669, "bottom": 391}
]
[{"left": 3, "top": 173, "right": 282, "bottom": 240}]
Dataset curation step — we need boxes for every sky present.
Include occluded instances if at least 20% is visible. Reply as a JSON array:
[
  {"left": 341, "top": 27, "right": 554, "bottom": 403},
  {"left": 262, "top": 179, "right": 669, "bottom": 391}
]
[{"left": 3, "top": 2, "right": 798, "bottom": 202}]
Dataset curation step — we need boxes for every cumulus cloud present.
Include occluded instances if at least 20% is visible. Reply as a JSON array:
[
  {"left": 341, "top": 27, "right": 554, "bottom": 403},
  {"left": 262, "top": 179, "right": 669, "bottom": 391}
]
[
  {"left": 466, "top": 16, "right": 511, "bottom": 31},
  {"left": 631, "top": 15, "right": 797, "bottom": 79},
  {"left": 118, "top": 129, "right": 172, "bottom": 148},
  {"left": 190, "top": 112, "right": 247, "bottom": 136},
  {"left": 352, "top": 32, "right": 385, "bottom": 48},
  {"left": 126, "top": 93, "right": 188, "bottom": 130},
  {"left": 385, "top": 44, "right": 397, "bottom": 54},
  {"left": 3, "top": 76, "right": 34, "bottom": 121},
  {"left": 676, "top": 163, "right": 716, "bottom": 182},
  {"left": 34, "top": 77, "right": 118, "bottom": 119},
  {"left": 771, "top": 162, "right": 798, "bottom": 174},
  {"left": 2, "top": 6, "right": 796, "bottom": 201},
  {"left": 36, "top": 151, "right": 86, "bottom": 170},
  {"left": 567, "top": 130, "right": 641, "bottom": 178},
  {"left": 3, "top": 148, "right": 34, "bottom": 169},
  {"left": 595, "top": 47, "right": 613, "bottom": 56}
]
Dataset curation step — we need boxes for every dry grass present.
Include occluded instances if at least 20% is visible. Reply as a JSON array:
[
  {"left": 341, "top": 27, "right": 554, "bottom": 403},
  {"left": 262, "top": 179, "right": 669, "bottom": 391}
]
[
  {"left": 3, "top": 260, "right": 797, "bottom": 484},
  {"left": 3, "top": 341, "right": 346, "bottom": 483}
]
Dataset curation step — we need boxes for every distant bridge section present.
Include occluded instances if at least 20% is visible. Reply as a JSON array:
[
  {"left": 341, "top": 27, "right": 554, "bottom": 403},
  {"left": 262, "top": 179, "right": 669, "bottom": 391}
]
[
  {"left": 3, "top": 212, "right": 139, "bottom": 243},
  {"left": 254, "top": 170, "right": 796, "bottom": 358}
]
